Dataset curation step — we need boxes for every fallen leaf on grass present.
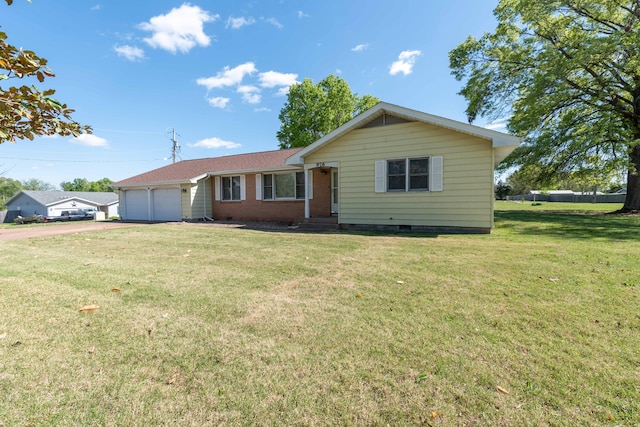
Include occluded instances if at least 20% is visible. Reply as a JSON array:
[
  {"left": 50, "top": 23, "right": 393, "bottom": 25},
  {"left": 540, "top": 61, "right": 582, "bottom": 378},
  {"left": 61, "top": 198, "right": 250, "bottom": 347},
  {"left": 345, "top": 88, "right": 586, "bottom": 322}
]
[
  {"left": 111, "top": 288, "right": 120, "bottom": 292},
  {"left": 79, "top": 304, "right": 100, "bottom": 313},
  {"left": 356, "top": 293, "right": 363, "bottom": 298},
  {"left": 166, "top": 372, "right": 180, "bottom": 384},
  {"left": 396, "top": 280, "right": 405, "bottom": 284},
  {"left": 497, "top": 385, "right": 509, "bottom": 394},
  {"left": 415, "top": 374, "right": 428, "bottom": 383},
  {"left": 87, "top": 346, "right": 96, "bottom": 354},
  {"left": 431, "top": 411, "right": 439, "bottom": 419},
  {"left": 0, "top": 332, "right": 7, "bottom": 339}
]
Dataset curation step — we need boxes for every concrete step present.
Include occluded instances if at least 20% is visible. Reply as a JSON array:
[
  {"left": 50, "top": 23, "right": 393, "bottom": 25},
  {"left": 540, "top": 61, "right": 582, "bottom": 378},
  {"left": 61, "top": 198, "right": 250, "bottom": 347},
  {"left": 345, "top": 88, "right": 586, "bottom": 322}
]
[{"left": 295, "top": 217, "right": 339, "bottom": 231}]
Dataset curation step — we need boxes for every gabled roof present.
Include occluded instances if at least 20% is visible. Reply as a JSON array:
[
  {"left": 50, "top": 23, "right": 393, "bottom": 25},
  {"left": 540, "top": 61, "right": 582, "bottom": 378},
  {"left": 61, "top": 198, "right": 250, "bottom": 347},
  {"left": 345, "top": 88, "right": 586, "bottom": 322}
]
[
  {"left": 115, "top": 148, "right": 303, "bottom": 188},
  {"left": 7, "top": 190, "right": 119, "bottom": 207},
  {"left": 285, "top": 102, "right": 522, "bottom": 166}
]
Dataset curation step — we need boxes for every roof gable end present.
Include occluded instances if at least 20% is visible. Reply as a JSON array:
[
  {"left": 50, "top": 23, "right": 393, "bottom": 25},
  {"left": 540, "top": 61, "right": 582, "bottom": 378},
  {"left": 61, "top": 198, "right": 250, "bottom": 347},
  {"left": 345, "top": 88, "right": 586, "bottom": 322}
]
[{"left": 285, "top": 102, "right": 521, "bottom": 166}]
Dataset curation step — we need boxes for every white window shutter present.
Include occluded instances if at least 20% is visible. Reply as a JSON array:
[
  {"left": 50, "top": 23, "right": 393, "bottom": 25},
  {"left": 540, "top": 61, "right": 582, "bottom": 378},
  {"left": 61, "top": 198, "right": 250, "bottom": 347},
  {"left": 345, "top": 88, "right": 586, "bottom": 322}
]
[
  {"left": 255, "top": 174, "right": 262, "bottom": 200},
  {"left": 374, "top": 160, "right": 386, "bottom": 192},
  {"left": 430, "top": 156, "right": 443, "bottom": 192},
  {"left": 214, "top": 176, "right": 221, "bottom": 201},
  {"left": 308, "top": 170, "right": 313, "bottom": 200},
  {"left": 240, "top": 175, "right": 246, "bottom": 200}
]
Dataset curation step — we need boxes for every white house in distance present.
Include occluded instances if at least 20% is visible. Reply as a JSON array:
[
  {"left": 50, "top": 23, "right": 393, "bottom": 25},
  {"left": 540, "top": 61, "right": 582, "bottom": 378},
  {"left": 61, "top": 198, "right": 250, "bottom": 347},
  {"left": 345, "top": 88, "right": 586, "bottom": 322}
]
[
  {"left": 115, "top": 102, "right": 521, "bottom": 233},
  {"left": 4, "top": 190, "right": 119, "bottom": 222}
]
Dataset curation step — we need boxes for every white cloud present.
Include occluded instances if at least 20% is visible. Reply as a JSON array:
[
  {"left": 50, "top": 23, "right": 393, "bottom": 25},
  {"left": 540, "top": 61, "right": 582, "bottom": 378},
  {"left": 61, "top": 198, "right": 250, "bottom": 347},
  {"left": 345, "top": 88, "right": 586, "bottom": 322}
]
[
  {"left": 189, "top": 137, "right": 241, "bottom": 149},
  {"left": 226, "top": 16, "right": 255, "bottom": 29},
  {"left": 139, "top": 4, "right": 218, "bottom": 54},
  {"left": 114, "top": 44, "right": 145, "bottom": 61},
  {"left": 351, "top": 43, "right": 368, "bottom": 52},
  {"left": 485, "top": 118, "right": 508, "bottom": 131},
  {"left": 274, "top": 86, "right": 292, "bottom": 97},
  {"left": 237, "top": 85, "right": 261, "bottom": 104},
  {"left": 197, "top": 62, "right": 257, "bottom": 90},
  {"left": 71, "top": 134, "right": 109, "bottom": 147},
  {"left": 258, "top": 71, "right": 298, "bottom": 88},
  {"left": 254, "top": 107, "right": 271, "bottom": 112},
  {"left": 389, "top": 50, "right": 422, "bottom": 76},
  {"left": 207, "top": 97, "right": 230, "bottom": 108},
  {"left": 297, "top": 10, "right": 309, "bottom": 18},
  {"left": 263, "top": 17, "right": 283, "bottom": 29},
  {"left": 91, "top": 4, "right": 102, "bottom": 11}
]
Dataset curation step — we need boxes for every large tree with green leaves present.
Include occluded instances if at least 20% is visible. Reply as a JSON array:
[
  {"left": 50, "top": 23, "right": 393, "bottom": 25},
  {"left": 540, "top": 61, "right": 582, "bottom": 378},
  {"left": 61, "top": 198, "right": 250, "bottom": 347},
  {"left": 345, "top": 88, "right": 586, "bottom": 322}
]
[
  {"left": 60, "top": 177, "right": 113, "bottom": 192},
  {"left": 0, "top": 176, "right": 21, "bottom": 205},
  {"left": 1, "top": 0, "right": 91, "bottom": 143},
  {"left": 277, "top": 75, "right": 379, "bottom": 149},
  {"left": 449, "top": 0, "right": 640, "bottom": 211}
]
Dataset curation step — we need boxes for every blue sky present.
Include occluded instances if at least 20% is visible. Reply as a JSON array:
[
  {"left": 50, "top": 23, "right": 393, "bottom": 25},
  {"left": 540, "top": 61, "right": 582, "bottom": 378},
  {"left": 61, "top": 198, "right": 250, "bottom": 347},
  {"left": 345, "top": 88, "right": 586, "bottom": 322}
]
[{"left": 1, "top": 1, "right": 501, "bottom": 186}]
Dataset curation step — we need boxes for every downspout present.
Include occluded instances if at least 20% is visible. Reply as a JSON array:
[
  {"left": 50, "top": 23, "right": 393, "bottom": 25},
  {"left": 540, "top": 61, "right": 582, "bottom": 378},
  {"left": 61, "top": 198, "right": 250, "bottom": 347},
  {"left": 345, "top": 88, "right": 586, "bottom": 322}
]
[
  {"left": 203, "top": 174, "right": 214, "bottom": 221},
  {"left": 147, "top": 187, "right": 152, "bottom": 221},
  {"left": 304, "top": 165, "right": 311, "bottom": 219},
  {"left": 120, "top": 189, "right": 125, "bottom": 219}
]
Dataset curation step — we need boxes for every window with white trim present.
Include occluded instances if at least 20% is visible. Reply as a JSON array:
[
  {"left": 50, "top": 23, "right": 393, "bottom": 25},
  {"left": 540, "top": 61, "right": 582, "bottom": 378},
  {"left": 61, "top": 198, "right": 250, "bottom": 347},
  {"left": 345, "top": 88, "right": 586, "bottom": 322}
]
[
  {"left": 262, "top": 172, "right": 305, "bottom": 200},
  {"left": 387, "top": 157, "right": 429, "bottom": 191},
  {"left": 222, "top": 176, "right": 241, "bottom": 201},
  {"left": 375, "top": 156, "right": 443, "bottom": 193}
]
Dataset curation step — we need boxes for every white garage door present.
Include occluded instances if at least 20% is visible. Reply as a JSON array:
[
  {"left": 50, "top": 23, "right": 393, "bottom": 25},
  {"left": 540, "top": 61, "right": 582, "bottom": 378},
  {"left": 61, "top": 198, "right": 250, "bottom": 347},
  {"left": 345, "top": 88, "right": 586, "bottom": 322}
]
[
  {"left": 152, "top": 188, "right": 182, "bottom": 221},
  {"left": 124, "top": 190, "right": 149, "bottom": 220}
]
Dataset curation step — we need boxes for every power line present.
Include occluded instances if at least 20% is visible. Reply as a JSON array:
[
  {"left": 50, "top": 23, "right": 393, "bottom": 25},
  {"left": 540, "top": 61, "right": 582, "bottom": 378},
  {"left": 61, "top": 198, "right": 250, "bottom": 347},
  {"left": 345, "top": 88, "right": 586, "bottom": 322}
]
[
  {"left": 0, "top": 156, "right": 165, "bottom": 163},
  {"left": 92, "top": 128, "right": 165, "bottom": 135}
]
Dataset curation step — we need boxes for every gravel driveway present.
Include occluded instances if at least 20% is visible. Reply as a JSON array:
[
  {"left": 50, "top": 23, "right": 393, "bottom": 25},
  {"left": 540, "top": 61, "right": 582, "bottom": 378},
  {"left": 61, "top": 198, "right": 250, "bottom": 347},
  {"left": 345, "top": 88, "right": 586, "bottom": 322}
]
[{"left": 0, "top": 221, "right": 142, "bottom": 242}]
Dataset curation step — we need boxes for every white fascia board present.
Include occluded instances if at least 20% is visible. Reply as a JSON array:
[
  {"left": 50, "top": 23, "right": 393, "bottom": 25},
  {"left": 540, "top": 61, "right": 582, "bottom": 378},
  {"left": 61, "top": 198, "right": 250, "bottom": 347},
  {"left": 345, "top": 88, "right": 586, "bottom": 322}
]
[
  {"left": 115, "top": 179, "right": 190, "bottom": 189},
  {"left": 44, "top": 197, "right": 73, "bottom": 207},
  {"left": 285, "top": 105, "right": 383, "bottom": 165},
  {"left": 46, "top": 197, "right": 103, "bottom": 207},
  {"left": 189, "top": 174, "right": 209, "bottom": 183},
  {"left": 376, "top": 103, "right": 522, "bottom": 148},
  {"left": 207, "top": 165, "right": 302, "bottom": 176},
  {"left": 285, "top": 101, "right": 521, "bottom": 165},
  {"left": 491, "top": 134, "right": 521, "bottom": 148}
]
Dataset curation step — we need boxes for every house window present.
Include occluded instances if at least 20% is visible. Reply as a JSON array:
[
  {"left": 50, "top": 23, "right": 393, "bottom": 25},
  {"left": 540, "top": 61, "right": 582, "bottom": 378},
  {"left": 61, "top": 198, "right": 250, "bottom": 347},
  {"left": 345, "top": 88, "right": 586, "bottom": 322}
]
[
  {"left": 222, "top": 176, "right": 241, "bottom": 201},
  {"left": 387, "top": 158, "right": 429, "bottom": 191},
  {"left": 263, "top": 172, "right": 305, "bottom": 200},
  {"left": 263, "top": 174, "right": 273, "bottom": 200}
]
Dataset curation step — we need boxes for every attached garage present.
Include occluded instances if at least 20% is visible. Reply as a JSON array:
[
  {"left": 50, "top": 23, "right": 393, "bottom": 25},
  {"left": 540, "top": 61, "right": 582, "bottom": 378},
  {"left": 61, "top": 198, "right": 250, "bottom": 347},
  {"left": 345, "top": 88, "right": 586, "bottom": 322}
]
[
  {"left": 121, "top": 188, "right": 182, "bottom": 221},
  {"left": 152, "top": 188, "right": 181, "bottom": 221},
  {"left": 123, "top": 190, "right": 148, "bottom": 220}
]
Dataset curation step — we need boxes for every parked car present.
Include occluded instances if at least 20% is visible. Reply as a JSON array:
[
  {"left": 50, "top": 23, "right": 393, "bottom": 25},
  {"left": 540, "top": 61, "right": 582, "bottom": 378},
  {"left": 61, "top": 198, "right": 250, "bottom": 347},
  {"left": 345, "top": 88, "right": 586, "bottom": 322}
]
[
  {"left": 83, "top": 208, "right": 98, "bottom": 218},
  {"left": 44, "top": 209, "right": 94, "bottom": 222},
  {"left": 15, "top": 214, "right": 45, "bottom": 224}
]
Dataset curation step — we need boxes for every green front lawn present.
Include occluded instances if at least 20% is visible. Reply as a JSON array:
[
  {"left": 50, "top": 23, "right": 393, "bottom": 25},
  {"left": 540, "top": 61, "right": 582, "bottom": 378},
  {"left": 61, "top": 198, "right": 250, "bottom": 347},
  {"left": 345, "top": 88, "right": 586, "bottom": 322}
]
[{"left": 0, "top": 203, "right": 638, "bottom": 426}]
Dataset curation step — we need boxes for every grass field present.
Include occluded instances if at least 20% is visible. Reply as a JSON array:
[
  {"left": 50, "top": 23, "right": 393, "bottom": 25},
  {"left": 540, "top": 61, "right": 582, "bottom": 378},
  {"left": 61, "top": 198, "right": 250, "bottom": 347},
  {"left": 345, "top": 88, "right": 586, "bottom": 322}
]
[{"left": 1, "top": 202, "right": 638, "bottom": 426}]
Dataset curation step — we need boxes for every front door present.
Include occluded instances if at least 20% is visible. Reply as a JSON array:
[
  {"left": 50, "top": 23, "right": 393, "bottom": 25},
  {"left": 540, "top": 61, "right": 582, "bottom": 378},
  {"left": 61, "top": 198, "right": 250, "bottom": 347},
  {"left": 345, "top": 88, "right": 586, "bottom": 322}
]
[{"left": 331, "top": 169, "right": 338, "bottom": 214}]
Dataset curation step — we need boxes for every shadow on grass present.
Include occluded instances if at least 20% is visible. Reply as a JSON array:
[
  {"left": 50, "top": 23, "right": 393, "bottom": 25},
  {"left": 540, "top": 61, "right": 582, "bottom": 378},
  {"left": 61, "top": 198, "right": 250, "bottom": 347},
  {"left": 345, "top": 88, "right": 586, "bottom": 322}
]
[{"left": 494, "top": 210, "right": 640, "bottom": 241}]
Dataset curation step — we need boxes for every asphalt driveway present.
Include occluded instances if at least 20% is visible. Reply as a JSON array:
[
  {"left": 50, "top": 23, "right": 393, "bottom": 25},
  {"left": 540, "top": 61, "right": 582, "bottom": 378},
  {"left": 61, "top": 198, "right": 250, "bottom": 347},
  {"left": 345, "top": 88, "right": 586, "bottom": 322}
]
[{"left": 0, "top": 221, "right": 141, "bottom": 242}]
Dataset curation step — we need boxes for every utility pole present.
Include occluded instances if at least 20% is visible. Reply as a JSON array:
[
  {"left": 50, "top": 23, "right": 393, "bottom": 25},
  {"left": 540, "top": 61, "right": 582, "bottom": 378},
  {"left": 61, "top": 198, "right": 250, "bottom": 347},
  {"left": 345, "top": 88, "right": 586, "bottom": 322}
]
[{"left": 170, "top": 128, "right": 180, "bottom": 163}]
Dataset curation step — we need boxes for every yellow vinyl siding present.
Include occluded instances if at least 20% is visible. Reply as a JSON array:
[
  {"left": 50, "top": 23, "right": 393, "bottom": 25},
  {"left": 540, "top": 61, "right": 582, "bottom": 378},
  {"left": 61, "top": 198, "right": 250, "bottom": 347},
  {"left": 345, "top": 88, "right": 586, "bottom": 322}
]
[
  {"left": 305, "top": 122, "right": 494, "bottom": 228},
  {"left": 181, "top": 178, "right": 213, "bottom": 220}
]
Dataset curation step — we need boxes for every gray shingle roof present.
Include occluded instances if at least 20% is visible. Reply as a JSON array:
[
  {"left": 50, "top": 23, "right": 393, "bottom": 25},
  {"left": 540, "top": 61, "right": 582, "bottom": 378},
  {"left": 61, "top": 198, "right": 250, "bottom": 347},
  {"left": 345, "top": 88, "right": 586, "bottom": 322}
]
[{"left": 18, "top": 190, "right": 119, "bottom": 206}]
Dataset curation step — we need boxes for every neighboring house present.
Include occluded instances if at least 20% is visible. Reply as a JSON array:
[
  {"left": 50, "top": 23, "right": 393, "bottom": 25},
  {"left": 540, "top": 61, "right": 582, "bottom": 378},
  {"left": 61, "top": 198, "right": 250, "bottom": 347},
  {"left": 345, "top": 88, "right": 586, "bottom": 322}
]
[
  {"left": 114, "top": 102, "right": 521, "bottom": 233},
  {"left": 4, "top": 190, "right": 119, "bottom": 222}
]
